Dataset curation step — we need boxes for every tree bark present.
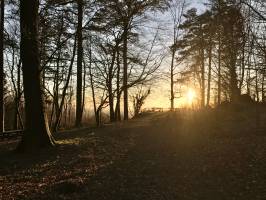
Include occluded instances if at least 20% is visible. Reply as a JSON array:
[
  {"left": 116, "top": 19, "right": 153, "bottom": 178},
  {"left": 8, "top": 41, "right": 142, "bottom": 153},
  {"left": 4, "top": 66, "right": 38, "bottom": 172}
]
[
  {"left": 255, "top": 69, "right": 259, "bottom": 102},
  {"left": 16, "top": 60, "right": 23, "bottom": 129},
  {"left": 88, "top": 39, "right": 97, "bottom": 124},
  {"left": 123, "top": 23, "right": 128, "bottom": 120},
  {"left": 108, "top": 46, "right": 116, "bottom": 122},
  {"left": 206, "top": 40, "right": 212, "bottom": 106},
  {"left": 217, "top": 1, "right": 221, "bottom": 105},
  {"left": 17, "top": 0, "right": 55, "bottom": 152},
  {"left": 217, "top": 34, "right": 221, "bottom": 105},
  {"left": 229, "top": 55, "right": 240, "bottom": 102},
  {"left": 262, "top": 72, "right": 265, "bottom": 102},
  {"left": 0, "top": 0, "right": 4, "bottom": 133},
  {"left": 115, "top": 48, "right": 121, "bottom": 121},
  {"left": 75, "top": 0, "right": 83, "bottom": 127},
  {"left": 200, "top": 48, "right": 205, "bottom": 108},
  {"left": 170, "top": 49, "right": 175, "bottom": 111},
  {"left": 52, "top": 36, "right": 77, "bottom": 132}
]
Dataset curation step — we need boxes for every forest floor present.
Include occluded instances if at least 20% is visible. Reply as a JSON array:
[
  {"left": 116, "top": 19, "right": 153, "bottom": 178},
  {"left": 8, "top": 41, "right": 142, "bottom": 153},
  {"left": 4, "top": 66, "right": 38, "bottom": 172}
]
[{"left": 0, "top": 109, "right": 266, "bottom": 200}]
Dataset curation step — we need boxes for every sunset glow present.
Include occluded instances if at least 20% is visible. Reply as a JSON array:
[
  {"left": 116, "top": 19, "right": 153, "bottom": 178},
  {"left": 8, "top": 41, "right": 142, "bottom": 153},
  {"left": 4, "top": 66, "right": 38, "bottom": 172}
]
[{"left": 186, "top": 88, "right": 196, "bottom": 104}]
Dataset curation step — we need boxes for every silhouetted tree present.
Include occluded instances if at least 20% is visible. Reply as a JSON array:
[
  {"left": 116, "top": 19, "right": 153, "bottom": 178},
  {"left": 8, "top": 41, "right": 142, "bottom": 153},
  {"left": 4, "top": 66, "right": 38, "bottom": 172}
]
[
  {"left": 0, "top": 0, "right": 4, "bottom": 133},
  {"left": 17, "top": 0, "right": 55, "bottom": 151},
  {"left": 75, "top": 0, "right": 83, "bottom": 127}
]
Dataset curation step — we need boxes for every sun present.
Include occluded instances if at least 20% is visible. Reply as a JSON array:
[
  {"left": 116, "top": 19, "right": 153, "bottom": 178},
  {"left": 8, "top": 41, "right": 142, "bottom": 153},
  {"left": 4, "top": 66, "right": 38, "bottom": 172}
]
[{"left": 186, "top": 88, "right": 196, "bottom": 104}]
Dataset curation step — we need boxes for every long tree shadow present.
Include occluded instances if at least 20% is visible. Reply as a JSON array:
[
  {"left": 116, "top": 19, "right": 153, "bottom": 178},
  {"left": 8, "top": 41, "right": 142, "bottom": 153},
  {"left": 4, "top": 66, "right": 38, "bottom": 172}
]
[
  {"left": 31, "top": 110, "right": 266, "bottom": 200},
  {"left": 2, "top": 111, "right": 266, "bottom": 200},
  {"left": 29, "top": 112, "right": 187, "bottom": 200},
  {"left": 1, "top": 114, "right": 158, "bottom": 200}
]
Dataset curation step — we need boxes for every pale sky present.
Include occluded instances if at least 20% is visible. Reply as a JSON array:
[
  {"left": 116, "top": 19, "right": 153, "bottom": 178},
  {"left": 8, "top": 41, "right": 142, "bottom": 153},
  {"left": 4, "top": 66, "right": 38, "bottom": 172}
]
[{"left": 142, "top": 0, "right": 208, "bottom": 110}]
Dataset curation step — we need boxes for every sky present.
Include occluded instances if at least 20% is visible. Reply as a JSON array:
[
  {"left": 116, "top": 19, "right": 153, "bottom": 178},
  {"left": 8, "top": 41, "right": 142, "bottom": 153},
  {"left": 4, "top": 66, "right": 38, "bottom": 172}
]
[{"left": 142, "top": 0, "right": 208, "bottom": 110}]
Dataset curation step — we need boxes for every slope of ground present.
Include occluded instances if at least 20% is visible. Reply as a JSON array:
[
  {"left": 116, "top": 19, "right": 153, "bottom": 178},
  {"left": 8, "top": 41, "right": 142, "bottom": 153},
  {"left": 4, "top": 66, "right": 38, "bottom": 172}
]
[{"left": 0, "top": 110, "right": 265, "bottom": 200}]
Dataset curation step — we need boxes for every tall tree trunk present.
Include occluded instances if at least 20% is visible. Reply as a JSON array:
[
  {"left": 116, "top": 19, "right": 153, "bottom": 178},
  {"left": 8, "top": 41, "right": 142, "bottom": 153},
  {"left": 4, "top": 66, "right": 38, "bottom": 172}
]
[
  {"left": 217, "top": 1, "right": 221, "bottom": 105},
  {"left": 10, "top": 48, "right": 18, "bottom": 129},
  {"left": 217, "top": 32, "right": 221, "bottom": 105},
  {"left": 229, "top": 56, "right": 240, "bottom": 102},
  {"left": 53, "top": 36, "right": 77, "bottom": 132},
  {"left": 108, "top": 47, "right": 116, "bottom": 122},
  {"left": 255, "top": 69, "right": 259, "bottom": 102},
  {"left": 16, "top": 60, "right": 23, "bottom": 129},
  {"left": 246, "top": 68, "right": 250, "bottom": 95},
  {"left": 88, "top": 40, "right": 97, "bottom": 124},
  {"left": 239, "top": 37, "right": 246, "bottom": 90},
  {"left": 75, "top": 0, "right": 83, "bottom": 127},
  {"left": 0, "top": 0, "right": 4, "bottom": 133},
  {"left": 10, "top": 49, "right": 23, "bottom": 130},
  {"left": 81, "top": 56, "right": 86, "bottom": 116},
  {"left": 123, "top": 23, "right": 128, "bottom": 120},
  {"left": 52, "top": 18, "right": 64, "bottom": 129},
  {"left": 170, "top": 49, "right": 175, "bottom": 111},
  {"left": 200, "top": 48, "right": 205, "bottom": 108},
  {"left": 206, "top": 41, "right": 212, "bottom": 107},
  {"left": 262, "top": 72, "right": 265, "bottom": 102},
  {"left": 17, "top": 0, "right": 55, "bottom": 151},
  {"left": 52, "top": 46, "right": 61, "bottom": 129},
  {"left": 115, "top": 48, "right": 121, "bottom": 121},
  {"left": 89, "top": 65, "right": 96, "bottom": 124}
]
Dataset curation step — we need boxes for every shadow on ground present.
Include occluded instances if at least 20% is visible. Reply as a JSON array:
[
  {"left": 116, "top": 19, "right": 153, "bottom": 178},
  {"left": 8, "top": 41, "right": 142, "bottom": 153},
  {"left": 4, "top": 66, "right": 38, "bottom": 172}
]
[{"left": 1, "top": 111, "right": 266, "bottom": 200}]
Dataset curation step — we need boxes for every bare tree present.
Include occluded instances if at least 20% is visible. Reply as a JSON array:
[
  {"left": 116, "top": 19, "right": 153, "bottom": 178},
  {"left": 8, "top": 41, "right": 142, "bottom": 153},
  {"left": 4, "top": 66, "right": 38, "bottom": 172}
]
[
  {"left": 132, "top": 87, "right": 151, "bottom": 117},
  {"left": 168, "top": 0, "right": 186, "bottom": 111}
]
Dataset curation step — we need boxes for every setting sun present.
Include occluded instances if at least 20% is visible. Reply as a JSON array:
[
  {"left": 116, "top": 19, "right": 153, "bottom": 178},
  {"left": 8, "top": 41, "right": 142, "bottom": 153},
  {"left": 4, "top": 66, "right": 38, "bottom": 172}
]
[{"left": 186, "top": 88, "right": 196, "bottom": 104}]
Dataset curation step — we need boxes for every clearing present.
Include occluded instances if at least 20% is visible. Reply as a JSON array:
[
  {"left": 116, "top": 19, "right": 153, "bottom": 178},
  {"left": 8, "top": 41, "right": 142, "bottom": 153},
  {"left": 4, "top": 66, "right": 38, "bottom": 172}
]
[{"left": 0, "top": 110, "right": 266, "bottom": 200}]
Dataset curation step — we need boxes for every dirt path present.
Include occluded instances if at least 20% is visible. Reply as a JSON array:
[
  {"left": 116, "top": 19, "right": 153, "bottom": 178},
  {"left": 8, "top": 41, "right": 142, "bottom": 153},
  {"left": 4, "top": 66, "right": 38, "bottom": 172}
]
[{"left": 1, "top": 111, "right": 266, "bottom": 199}]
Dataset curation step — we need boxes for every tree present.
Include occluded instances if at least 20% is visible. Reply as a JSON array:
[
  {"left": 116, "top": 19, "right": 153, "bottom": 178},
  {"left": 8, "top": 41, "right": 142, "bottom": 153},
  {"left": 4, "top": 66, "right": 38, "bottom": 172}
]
[
  {"left": 0, "top": 0, "right": 4, "bottom": 133},
  {"left": 132, "top": 87, "right": 150, "bottom": 117},
  {"left": 168, "top": 0, "right": 186, "bottom": 111},
  {"left": 220, "top": 3, "right": 244, "bottom": 101},
  {"left": 17, "top": 0, "right": 55, "bottom": 151},
  {"left": 240, "top": 0, "right": 266, "bottom": 21},
  {"left": 75, "top": 0, "right": 83, "bottom": 127},
  {"left": 178, "top": 8, "right": 208, "bottom": 107},
  {"left": 99, "top": 0, "right": 168, "bottom": 120}
]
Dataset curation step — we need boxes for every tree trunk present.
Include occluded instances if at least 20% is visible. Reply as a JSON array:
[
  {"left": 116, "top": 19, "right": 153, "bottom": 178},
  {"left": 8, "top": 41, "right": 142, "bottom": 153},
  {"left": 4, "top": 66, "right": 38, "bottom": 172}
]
[
  {"left": 206, "top": 40, "right": 212, "bottom": 107},
  {"left": 51, "top": 43, "right": 61, "bottom": 129},
  {"left": 229, "top": 56, "right": 240, "bottom": 102},
  {"left": 82, "top": 58, "right": 86, "bottom": 114},
  {"left": 17, "top": 0, "right": 55, "bottom": 152},
  {"left": 88, "top": 40, "right": 97, "bottom": 124},
  {"left": 96, "top": 108, "right": 101, "bottom": 127},
  {"left": 75, "top": 0, "right": 83, "bottom": 127},
  {"left": 200, "top": 48, "right": 205, "bottom": 108},
  {"left": 262, "top": 72, "right": 265, "bottom": 102},
  {"left": 246, "top": 68, "right": 250, "bottom": 95},
  {"left": 217, "top": 3, "right": 221, "bottom": 105},
  {"left": 123, "top": 23, "right": 128, "bottom": 120},
  {"left": 16, "top": 60, "right": 23, "bottom": 129},
  {"left": 0, "top": 0, "right": 4, "bottom": 133},
  {"left": 217, "top": 36, "right": 221, "bottom": 105},
  {"left": 108, "top": 47, "right": 116, "bottom": 122},
  {"left": 239, "top": 37, "right": 246, "bottom": 90},
  {"left": 10, "top": 49, "right": 23, "bottom": 130},
  {"left": 10, "top": 48, "right": 18, "bottom": 129},
  {"left": 255, "top": 69, "right": 259, "bottom": 102},
  {"left": 52, "top": 36, "right": 77, "bottom": 132},
  {"left": 115, "top": 48, "right": 121, "bottom": 121},
  {"left": 170, "top": 49, "right": 175, "bottom": 111}
]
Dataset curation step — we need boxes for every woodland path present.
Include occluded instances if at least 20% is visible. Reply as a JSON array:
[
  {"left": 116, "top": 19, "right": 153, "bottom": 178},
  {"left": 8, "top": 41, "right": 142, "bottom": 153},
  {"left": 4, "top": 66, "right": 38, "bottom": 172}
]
[{"left": 0, "top": 111, "right": 266, "bottom": 199}]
